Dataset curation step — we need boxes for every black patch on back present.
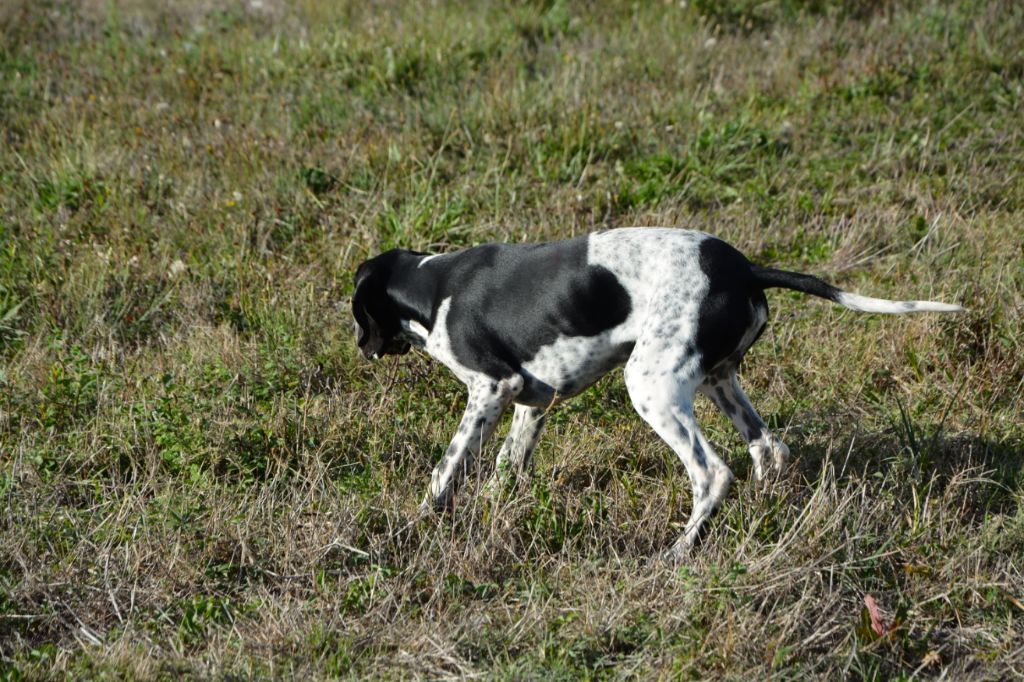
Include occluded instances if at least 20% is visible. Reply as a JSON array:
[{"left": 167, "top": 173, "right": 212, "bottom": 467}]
[
  {"left": 695, "top": 238, "right": 768, "bottom": 373},
  {"left": 427, "top": 236, "right": 632, "bottom": 378}
]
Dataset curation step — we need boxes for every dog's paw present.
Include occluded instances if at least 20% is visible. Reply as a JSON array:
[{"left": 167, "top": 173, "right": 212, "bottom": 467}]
[
  {"left": 485, "top": 457, "right": 534, "bottom": 502},
  {"left": 749, "top": 436, "right": 789, "bottom": 481},
  {"left": 662, "top": 537, "right": 694, "bottom": 564},
  {"left": 770, "top": 438, "right": 790, "bottom": 471},
  {"left": 416, "top": 498, "right": 435, "bottom": 520},
  {"left": 481, "top": 474, "right": 503, "bottom": 500},
  {"left": 421, "top": 488, "right": 456, "bottom": 516}
]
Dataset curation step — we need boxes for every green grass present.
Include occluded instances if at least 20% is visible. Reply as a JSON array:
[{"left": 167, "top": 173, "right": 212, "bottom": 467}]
[{"left": 1, "top": 0, "right": 1022, "bottom": 678}]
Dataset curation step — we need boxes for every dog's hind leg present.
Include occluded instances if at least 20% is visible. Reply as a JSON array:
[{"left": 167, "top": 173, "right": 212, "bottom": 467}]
[
  {"left": 423, "top": 375, "right": 522, "bottom": 512},
  {"left": 484, "top": 404, "right": 546, "bottom": 496},
  {"left": 699, "top": 369, "right": 788, "bottom": 481},
  {"left": 624, "top": 351, "right": 734, "bottom": 559}
]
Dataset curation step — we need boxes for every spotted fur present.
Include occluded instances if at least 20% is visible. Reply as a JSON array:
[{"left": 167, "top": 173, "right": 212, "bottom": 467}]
[{"left": 353, "top": 227, "right": 963, "bottom": 559}]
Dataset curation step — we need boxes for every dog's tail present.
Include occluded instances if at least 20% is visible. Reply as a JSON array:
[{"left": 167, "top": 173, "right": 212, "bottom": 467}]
[{"left": 750, "top": 266, "right": 964, "bottom": 314}]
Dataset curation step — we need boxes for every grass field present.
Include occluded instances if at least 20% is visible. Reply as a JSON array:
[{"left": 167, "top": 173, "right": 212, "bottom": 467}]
[{"left": 1, "top": 0, "right": 1022, "bottom": 678}]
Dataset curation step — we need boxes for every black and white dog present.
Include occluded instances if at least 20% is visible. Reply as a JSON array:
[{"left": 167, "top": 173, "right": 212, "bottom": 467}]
[{"left": 353, "top": 228, "right": 962, "bottom": 558}]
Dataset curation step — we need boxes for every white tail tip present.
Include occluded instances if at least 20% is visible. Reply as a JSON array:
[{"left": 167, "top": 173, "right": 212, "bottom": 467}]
[{"left": 837, "top": 292, "right": 964, "bottom": 314}]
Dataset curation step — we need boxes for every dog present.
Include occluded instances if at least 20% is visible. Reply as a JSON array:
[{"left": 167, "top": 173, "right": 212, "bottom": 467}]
[{"left": 352, "top": 228, "right": 962, "bottom": 558}]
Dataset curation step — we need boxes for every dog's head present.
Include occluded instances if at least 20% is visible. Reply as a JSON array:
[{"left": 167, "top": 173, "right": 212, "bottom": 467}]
[{"left": 352, "top": 251, "right": 413, "bottom": 360}]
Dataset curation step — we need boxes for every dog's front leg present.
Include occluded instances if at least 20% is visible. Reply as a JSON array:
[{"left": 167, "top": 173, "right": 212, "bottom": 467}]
[
  {"left": 484, "top": 405, "right": 546, "bottom": 497},
  {"left": 422, "top": 376, "right": 523, "bottom": 512}
]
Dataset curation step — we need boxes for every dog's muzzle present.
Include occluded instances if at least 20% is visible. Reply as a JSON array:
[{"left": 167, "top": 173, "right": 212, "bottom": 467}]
[
  {"left": 384, "top": 339, "right": 412, "bottom": 356},
  {"left": 364, "top": 338, "right": 411, "bottom": 360}
]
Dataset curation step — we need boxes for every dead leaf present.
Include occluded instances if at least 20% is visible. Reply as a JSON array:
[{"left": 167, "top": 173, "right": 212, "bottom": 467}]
[{"left": 864, "top": 594, "right": 889, "bottom": 636}]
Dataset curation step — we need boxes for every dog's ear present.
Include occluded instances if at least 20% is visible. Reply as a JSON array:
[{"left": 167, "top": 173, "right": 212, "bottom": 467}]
[{"left": 352, "top": 256, "right": 395, "bottom": 359}]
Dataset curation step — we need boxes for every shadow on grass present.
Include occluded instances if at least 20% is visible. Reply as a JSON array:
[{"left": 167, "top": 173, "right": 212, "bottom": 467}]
[{"left": 782, "top": 416, "right": 1023, "bottom": 522}]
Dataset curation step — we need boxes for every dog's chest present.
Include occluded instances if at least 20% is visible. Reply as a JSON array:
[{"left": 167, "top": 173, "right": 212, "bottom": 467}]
[
  {"left": 517, "top": 333, "right": 635, "bottom": 404},
  {"left": 415, "top": 298, "right": 482, "bottom": 386}
]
